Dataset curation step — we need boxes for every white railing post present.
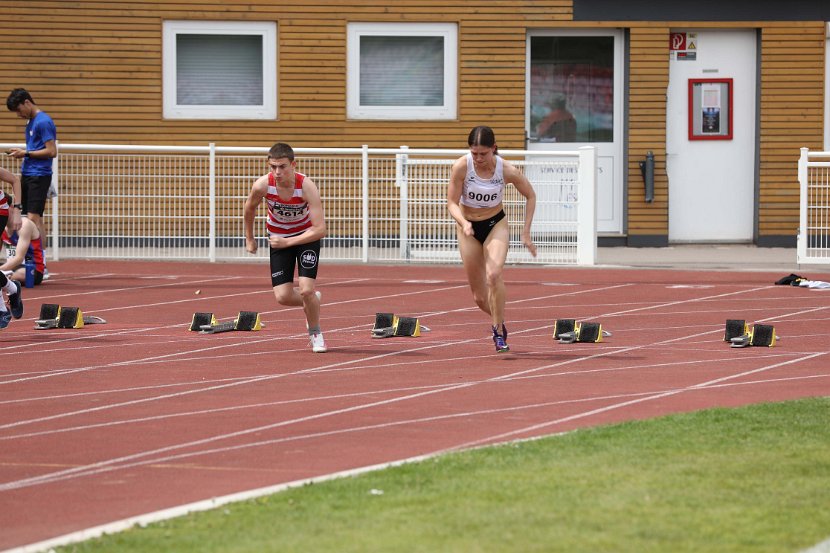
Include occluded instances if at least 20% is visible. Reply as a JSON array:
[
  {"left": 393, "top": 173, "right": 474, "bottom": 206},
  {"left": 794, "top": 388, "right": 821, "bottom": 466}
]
[
  {"left": 397, "top": 145, "right": 409, "bottom": 260},
  {"left": 51, "top": 145, "right": 60, "bottom": 261},
  {"left": 577, "top": 146, "right": 597, "bottom": 265},
  {"left": 797, "top": 147, "right": 809, "bottom": 264},
  {"left": 362, "top": 144, "right": 369, "bottom": 263},
  {"left": 208, "top": 142, "right": 216, "bottom": 262}
]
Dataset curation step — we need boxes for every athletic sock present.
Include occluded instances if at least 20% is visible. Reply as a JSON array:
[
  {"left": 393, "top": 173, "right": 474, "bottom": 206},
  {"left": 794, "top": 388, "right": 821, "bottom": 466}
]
[
  {"left": 1, "top": 280, "right": 15, "bottom": 296},
  {"left": 308, "top": 325, "right": 321, "bottom": 335}
]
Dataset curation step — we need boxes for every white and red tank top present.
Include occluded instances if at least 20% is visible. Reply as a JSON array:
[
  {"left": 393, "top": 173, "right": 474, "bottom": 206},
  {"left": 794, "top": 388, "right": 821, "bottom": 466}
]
[
  {"left": 265, "top": 172, "right": 311, "bottom": 237},
  {"left": 459, "top": 153, "right": 505, "bottom": 209},
  {"left": 0, "top": 191, "right": 8, "bottom": 217}
]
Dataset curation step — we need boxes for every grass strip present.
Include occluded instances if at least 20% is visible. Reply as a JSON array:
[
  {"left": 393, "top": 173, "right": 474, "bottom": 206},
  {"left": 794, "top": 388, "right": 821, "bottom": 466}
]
[{"left": 61, "top": 397, "right": 830, "bottom": 553}]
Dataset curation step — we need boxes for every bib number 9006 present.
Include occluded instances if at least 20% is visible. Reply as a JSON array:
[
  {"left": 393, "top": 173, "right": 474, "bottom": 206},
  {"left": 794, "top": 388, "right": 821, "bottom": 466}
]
[{"left": 467, "top": 191, "right": 498, "bottom": 203}]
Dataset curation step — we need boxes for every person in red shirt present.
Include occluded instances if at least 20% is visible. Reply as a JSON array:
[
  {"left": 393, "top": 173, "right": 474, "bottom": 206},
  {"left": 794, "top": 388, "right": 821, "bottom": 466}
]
[
  {"left": 0, "top": 166, "right": 24, "bottom": 328},
  {"left": 0, "top": 167, "right": 23, "bottom": 234},
  {"left": 243, "top": 142, "right": 328, "bottom": 353},
  {"left": 2, "top": 217, "right": 47, "bottom": 286}
]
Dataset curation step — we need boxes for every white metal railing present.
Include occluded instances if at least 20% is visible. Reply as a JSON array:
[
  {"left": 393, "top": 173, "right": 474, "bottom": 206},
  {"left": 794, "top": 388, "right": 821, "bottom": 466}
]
[
  {"left": 798, "top": 148, "right": 830, "bottom": 264},
  {"left": 0, "top": 142, "right": 597, "bottom": 265}
]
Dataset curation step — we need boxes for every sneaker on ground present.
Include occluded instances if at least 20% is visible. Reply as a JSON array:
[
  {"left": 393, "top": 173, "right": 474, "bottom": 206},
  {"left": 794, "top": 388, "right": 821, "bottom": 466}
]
[
  {"left": 42, "top": 268, "right": 50, "bottom": 281},
  {"left": 0, "top": 309, "right": 10, "bottom": 329},
  {"left": 310, "top": 331, "right": 327, "bottom": 353},
  {"left": 492, "top": 326, "right": 509, "bottom": 353},
  {"left": 8, "top": 280, "right": 23, "bottom": 319}
]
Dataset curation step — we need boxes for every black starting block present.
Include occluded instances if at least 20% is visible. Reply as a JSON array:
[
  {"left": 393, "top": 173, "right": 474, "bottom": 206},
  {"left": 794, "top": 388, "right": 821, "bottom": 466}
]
[
  {"left": 189, "top": 312, "right": 217, "bottom": 331},
  {"left": 554, "top": 319, "right": 611, "bottom": 343},
  {"left": 726, "top": 320, "right": 778, "bottom": 348},
  {"left": 35, "top": 303, "right": 107, "bottom": 330},
  {"left": 371, "top": 312, "right": 429, "bottom": 338},
  {"left": 198, "top": 311, "right": 262, "bottom": 334},
  {"left": 724, "top": 319, "right": 749, "bottom": 342}
]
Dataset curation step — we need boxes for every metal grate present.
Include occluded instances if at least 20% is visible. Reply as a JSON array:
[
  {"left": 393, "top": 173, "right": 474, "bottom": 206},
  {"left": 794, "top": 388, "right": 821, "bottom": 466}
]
[
  {"left": 0, "top": 143, "right": 597, "bottom": 266},
  {"left": 797, "top": 148, "right": 830, "bottom": 264}
]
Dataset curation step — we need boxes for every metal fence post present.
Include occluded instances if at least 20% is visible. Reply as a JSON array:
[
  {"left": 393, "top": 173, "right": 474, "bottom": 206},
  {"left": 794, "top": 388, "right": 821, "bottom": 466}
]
[
  {"left": 797, "top": 147, "right": 809, "bottom": 264},
  {"left": 397, "top": 145, "right": 409, "bottom": 260},
  {"left": 362, "top": 144, "right": 369, "bottom": 263},
  {"left": 51, "top": 143, "right": 60, "bottom": 261},
  {"left": 577, "top": 146, "right": 597, "bottom": 265},
  {"left": 209, "top": 142, "right": 216, "bottom": 263}
]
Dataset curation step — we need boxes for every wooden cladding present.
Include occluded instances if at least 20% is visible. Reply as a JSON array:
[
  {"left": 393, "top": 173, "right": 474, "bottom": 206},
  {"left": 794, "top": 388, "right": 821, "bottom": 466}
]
[{"left": 1, "top": 3, "right": 826, "bottom": 242}]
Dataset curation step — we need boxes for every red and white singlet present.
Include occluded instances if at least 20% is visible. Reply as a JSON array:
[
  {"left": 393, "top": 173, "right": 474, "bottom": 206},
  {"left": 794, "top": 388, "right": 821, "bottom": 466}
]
[
  {"left": 265, "top": 171, "right": 312, "bottom": 237},
  {"left": 0, "top": 191, "right": 8, "bottom": 218}
]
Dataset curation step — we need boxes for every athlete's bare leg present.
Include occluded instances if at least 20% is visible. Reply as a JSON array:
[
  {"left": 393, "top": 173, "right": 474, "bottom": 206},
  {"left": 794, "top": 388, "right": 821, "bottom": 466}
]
[
  {"left": 297, "top": 276, "right": 320, "bottom": 328},
  {"left": 482, "top": 219, "right": 510, "bottom": 327},
  {"left": 457, "top": 226, "right": 491, "bottom": 315}
]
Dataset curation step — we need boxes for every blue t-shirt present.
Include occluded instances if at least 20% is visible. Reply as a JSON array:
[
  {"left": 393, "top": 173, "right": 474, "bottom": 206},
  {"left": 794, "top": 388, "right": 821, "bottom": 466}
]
[{"left": 22, "top": 111, "right": 57, "bottom": 176}]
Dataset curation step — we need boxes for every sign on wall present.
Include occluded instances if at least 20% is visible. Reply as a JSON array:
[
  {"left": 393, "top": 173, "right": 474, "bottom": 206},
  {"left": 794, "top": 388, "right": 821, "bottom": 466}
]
[
  {"left": 688, "top": 78, "right": 733, "bottom": 140},
  {"left": 669, "top": 32, "right": 697, "bottom": 61}
]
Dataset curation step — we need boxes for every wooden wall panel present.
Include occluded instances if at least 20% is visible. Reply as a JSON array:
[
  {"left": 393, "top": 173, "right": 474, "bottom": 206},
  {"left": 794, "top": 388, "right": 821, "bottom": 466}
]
[
  {"left": 1, "top": 3, "right": 826, "bottom": 244},
  {"left": 759, "top": 23, "right": 825, "bottom": 237},
  {"left": 627, "top": 26, "right": 670, "bottom": 236},
  {"left": 0, "top": 1, "right": 570, "bottom": 150}
]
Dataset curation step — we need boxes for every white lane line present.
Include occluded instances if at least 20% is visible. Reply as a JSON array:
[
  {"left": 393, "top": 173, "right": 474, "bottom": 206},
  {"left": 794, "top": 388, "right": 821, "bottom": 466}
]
[
  {"left": 1, "top": 363, "right": 826, "bottom": 494},
  {"left": 0, "top": 282, "right": 824, "bottom": 489},
  {"left": 0, "top": 283, "right": 818, "bottom": 490},
  {"left": 3, "top": 371, "right": 827, "bottom": 442},
  {"left": 451, "top": 351, "right": 828, "bottom": 450}
]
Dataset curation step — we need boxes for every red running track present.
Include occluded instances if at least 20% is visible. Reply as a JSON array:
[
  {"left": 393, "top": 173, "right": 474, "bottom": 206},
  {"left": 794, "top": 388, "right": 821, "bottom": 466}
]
[{"left": 1, "top": 259, "right": 829, "bottom": 550}]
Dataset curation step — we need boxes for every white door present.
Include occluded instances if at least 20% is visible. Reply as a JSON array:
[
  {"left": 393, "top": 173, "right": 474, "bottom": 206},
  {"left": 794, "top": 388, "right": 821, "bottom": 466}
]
[
  {"left": 526, "top": 30, "right": 624, "bottom": 235},
  {"left": 667, "top": 30, "right": 756, "bottom": 242}
]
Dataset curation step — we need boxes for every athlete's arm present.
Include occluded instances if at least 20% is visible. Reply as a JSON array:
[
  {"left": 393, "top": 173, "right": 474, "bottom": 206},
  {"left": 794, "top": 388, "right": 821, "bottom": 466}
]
[
  {"left": 23, "top": 139, "right": 57, "bottom": 160},
  {"left": 0, "top": 222, "right": 32, "bottom": 273},
  {"left": 504, "top": 161, "right": 538, "bottom": 257},
  {"left": 0, "top": 167, "right": 22, "bottom": 233},
  {"left": 243, "top": 176, "right": 268, "bottom": 254},
  {"left": 447, "top": 157, "right": 473, "bottom": 236}
]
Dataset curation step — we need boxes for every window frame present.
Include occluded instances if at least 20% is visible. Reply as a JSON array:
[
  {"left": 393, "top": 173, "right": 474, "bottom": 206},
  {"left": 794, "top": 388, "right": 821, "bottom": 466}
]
[
  {"left": 162, "top": 20, "right": 277, "bottom": 120},
  {"left": 346, "top": 22, "right": 458, "bottom": 120}
]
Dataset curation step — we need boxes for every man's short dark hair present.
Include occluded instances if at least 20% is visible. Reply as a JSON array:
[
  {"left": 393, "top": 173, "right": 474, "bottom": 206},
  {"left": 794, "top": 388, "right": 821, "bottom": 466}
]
[
  {"left": 268, "top": 142, "right": 295, "bottom": 161},
  {"left": 6, "top": 88, "right": 34, "bottom": 111}
]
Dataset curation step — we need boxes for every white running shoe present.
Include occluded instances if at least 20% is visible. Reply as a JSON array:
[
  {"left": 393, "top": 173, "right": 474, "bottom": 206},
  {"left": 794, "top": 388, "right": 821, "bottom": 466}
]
[{"left": 310, "top": 331, "right": 327, "bottom": 353}]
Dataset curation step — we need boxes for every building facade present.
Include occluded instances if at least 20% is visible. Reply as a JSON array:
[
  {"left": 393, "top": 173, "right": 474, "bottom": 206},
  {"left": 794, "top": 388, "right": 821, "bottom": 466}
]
[{"left": 2, "top": 0, "right": 827, "bottom": 246}]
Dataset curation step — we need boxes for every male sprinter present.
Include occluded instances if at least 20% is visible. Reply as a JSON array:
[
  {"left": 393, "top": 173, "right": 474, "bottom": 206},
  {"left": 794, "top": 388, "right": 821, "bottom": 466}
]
[{"left": 243, "top": 142, "right": 328, "bottom": 352}]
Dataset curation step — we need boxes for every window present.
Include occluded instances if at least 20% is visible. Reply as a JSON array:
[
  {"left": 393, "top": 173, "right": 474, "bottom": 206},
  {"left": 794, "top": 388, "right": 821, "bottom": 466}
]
[
  {"left": 347, "top": 23, "right": 457, "bottom": 120},
  {"left": 163, "top": 21, "right": 276, "bottom": 120},
  {"left": 529, "top": 35, "right": 615, "bottom": 143}
]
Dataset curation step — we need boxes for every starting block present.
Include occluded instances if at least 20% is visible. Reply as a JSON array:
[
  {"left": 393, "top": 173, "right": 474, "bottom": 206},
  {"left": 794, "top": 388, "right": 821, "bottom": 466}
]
[
  {"left": 553, "top": 319, "right": 611, "bottom": 343},
  {"left": 725, "top": 320, "right": 778, "bottom": 348},
  {"left": 371, "top": 312, "right": 429, "bottom": 338},
  {"left": 189, "top": 312, "right": 218, "bottom": 331},
  {"left": 35, "top": 304, "right": 107, "bottom": 330},
  {"left": 197, "top": 311, "right": 262, "bottom": 334}
]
